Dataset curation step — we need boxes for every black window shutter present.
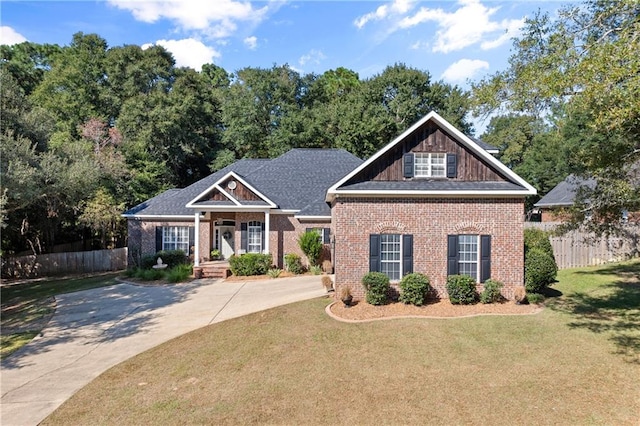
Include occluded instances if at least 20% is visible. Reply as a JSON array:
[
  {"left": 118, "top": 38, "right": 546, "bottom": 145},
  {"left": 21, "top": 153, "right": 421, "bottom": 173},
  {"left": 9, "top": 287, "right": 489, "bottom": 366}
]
[
  {"left": 323, "top": 228, "right": 330, "bottom": 244},
  {"left": 403, "top": 153, "right": 414, "bottom": 178},
  {"left": 188, "top": 226, "right": 195, "bottom": 255},
  {"left": 447, "top": 153, "right": 457, "bottom": 178},
  {"left": 155, "top": 227, "right": 163, "bottom": 252},
  {"left": 240, "top": 222, "right": 248, "bottom": 252},
  {"left": 369, "top": 234, "right": 381, "bottom": 272},
  {"left": 480, "top": 235, "right": 491, "bottom": 283},
  {"left": 402, "top": 234, "right": 413, "bottom": 275},
  {"left": 261, "top": 222, "right": 266, "bottom": 252},
  {"left": 447, "top": 235, "right": 459, "bottom": 276}
]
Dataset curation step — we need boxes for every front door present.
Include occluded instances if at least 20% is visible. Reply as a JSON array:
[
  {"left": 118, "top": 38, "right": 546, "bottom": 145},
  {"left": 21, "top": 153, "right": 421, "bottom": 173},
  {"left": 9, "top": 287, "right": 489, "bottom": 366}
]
[{"left": 219, "top": 225, "right": 235, "bottom": 259}]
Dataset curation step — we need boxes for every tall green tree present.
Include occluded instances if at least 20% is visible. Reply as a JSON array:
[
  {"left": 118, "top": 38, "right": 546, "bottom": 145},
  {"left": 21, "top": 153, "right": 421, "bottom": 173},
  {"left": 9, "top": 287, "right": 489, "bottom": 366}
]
[{"left": 472, "top": 0, "right": 640, "bottom": 234}]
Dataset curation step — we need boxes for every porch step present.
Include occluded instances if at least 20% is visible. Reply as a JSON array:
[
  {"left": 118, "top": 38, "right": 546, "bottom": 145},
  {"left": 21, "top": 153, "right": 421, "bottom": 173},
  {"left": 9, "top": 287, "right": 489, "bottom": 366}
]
[{"left": 194, "top": 265, "right": 231, "bottom": 279}]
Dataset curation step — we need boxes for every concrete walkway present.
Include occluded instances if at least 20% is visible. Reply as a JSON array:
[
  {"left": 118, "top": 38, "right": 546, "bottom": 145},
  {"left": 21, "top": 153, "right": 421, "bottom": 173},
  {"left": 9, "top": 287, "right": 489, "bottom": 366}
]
[{"left": 1, "top": 275, "right": 328, "bottom": 426}]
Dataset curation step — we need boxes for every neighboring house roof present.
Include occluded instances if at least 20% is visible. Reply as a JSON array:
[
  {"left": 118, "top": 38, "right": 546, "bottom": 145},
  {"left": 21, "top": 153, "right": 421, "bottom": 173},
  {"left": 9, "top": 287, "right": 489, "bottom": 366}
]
[
  {"left": 469, "top": 136, "right": 499, "bottom": 154},
  {"left": 534, "top": 175, "right": 596, "bottom": 208},
  {"left": 123, "top": 149, "right": 362, "bottom": 218},
  {"left": 327, "top": 111, "right": 537, "bottom": 201}
]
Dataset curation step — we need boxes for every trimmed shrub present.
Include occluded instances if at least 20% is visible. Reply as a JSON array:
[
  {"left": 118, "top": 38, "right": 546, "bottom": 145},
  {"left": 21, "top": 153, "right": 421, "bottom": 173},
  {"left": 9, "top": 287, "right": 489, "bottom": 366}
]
[
  {"left": 229, "top": 253, "right": 273, "bottom": 276},
  {"left": 480, "top": 279, "right": 504, "bottom": 304},
  {"left": 167, "top": 264, "right": 193, "bottom": 283},
  {"left": 524, "top": 228, "right": 555, "bottom": 259},
  {"left": 140, "top": 254, "right": 157, "bottom": 270},
  {"left": 361, "top": 272, "right": 390, "bottom": 305},
  {"left": 446, "top": 275, "right": 478, "bottom": 305},
  {"left": 525, "top": 248, "right": 557, "bottom": 293},
  {"left": 284, "top": 253, "right": 304, "bottom": 274},
  {"left": 526, "top": 292, "right": 545, "bottom": 304},
  {"left": 141, "top": 250, "right": 188, "bottom": 270},
  {"left": 398, "top": 273, "right": 431, "bottom": 306},
  {"left": 155, "top": 250, "right": 188, "bottom": 268},
  {"left": 298, "top": 231, "right": 323, "bottom": 266}
]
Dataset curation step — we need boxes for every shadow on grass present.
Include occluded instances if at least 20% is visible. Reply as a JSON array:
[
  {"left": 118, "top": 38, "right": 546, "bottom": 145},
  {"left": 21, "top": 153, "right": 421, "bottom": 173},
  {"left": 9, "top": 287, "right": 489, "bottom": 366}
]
[{"left": 550, "top": 262, "right": 640, "bottom": 364}]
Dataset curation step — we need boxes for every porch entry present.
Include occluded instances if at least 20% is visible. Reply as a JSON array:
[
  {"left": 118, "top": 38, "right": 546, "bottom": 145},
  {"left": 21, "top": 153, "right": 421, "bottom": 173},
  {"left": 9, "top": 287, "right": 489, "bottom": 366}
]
[{"left": 214, "top": 220, "right": 235, "bottom": 259}]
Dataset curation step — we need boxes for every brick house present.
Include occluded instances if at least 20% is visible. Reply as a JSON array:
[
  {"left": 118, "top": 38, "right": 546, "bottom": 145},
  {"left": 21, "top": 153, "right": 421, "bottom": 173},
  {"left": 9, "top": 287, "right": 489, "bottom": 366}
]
[
  {"left": 124, "top": 111, "right": 536, "bottom": 299},
  {"left": 326, "top": 111, "right": 536, "bottom": 299},
  {"left": 123, "top": 149, "right": 363, "bottom": 271}
]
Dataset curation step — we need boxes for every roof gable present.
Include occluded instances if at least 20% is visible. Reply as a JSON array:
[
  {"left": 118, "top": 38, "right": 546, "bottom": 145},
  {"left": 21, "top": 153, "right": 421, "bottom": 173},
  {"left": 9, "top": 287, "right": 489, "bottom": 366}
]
[
  {"left": 186, "top": 171, "right": 277, "bottom": 209},
  {"left": 327, "top": 111, "right": 536, "bottom": 199}
]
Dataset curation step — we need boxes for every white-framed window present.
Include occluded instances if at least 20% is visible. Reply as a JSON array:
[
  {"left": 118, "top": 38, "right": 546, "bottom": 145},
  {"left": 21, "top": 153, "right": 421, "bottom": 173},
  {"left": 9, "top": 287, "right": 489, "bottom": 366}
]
[
  {"left": 457, "top": 235, "right": 479, "bottom": 280},
  {"left": 414, "top": 153, "right": 446, "bottom": 178},
  {"left": 248, "top": 221, "right": 262, "bottom": 253},
  {"left": 163, "top": 226, "right": 190, "bottom": 253},
  {"left": 380, "top": 234, "right": 402, "bottom": 281},
  {"left": 308, "top": 227, "right": 330, "bottom": 244}
]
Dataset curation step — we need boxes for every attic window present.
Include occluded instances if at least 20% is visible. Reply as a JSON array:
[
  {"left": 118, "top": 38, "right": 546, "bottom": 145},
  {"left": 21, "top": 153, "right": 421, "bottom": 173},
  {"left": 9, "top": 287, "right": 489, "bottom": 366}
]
[{"left": 415, "top": 153, "right": 446, "bottom": 178}]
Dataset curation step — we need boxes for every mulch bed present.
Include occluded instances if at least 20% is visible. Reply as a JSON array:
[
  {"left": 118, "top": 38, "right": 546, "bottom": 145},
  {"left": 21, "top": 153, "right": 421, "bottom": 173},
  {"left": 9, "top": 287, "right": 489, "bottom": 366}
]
[{"left": 329, "top": 298, "right": 543, "bottom": 322}]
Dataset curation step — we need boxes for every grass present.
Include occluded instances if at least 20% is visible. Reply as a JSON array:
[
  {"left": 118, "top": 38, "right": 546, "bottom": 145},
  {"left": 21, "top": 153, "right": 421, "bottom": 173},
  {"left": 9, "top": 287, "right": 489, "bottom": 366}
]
[
  {"left": 42, "top": 260, "right": 640, "bottom": 425},
  {"left": 1, "top": 272, "right": 121, "bottom": 358}
]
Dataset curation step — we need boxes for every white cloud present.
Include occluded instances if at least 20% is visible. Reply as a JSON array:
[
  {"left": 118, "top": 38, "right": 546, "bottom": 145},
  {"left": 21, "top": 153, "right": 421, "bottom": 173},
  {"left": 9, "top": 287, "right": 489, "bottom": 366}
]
[
  {"left": 143, "top": 38, "right": 220, "bottom": 71},
  {"left": 354, "top": 0, "right": 414, "bottom": 29},
  {"left": 410, "top": 40, "right": 429, "bottom": 51},
  {"left": 363, "top": 0, "right": 524, "bottom": 53},
  {"left": 243, "top": 36, "right": 257, "bottom": 50},
  {"left": 108, "top": 0, "right": 269, "bottom": 38},
  {"left": 441, "top": 59, "right": 489, "bottom": 83},
  {"left": 1, "top": 26, "right": 27, "bottom": 45},
  {"left": 299, "top": 49, "right": 326, "bottom": 66}
]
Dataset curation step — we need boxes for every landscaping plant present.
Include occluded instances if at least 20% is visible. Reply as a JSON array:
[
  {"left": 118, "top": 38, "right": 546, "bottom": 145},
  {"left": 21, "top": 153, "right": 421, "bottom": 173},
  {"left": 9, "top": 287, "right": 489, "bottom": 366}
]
[
  {"left": 399, "top": 273, "right": 431, "bottom": 306},
  {"left": 446, "top": 275, "right": 478, "bottom": 304},
  {"left": 480, "top": 279, "right": 504, "bottom": 304},
  {"left": 298, "top": 231, "right": 323, "bottom": 266},
  {"left": 361, "top": 272, "right": 390, "bottom": 305},
  {"left": 284, "top": 253, "right": 304, "bottom": 274},
  {"left": 525, "top": 248, "right": 557, "bottom": 293},
  {"left": 229, "top": 253, "right": 273, "bottom": 276}
]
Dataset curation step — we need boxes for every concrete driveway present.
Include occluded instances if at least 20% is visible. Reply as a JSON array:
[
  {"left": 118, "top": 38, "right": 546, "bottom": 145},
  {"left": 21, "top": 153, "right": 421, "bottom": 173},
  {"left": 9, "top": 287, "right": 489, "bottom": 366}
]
[{"left": 1, "top": 275, "right": 328, "bottom": 426}]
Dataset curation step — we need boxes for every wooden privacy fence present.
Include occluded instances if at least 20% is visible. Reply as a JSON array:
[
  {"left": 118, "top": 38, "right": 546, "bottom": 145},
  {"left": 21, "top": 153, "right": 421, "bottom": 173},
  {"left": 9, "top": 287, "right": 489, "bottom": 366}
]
[
  {"left": 2, "top": 248, "right": 128, "bottom": 279},
  {"left": 525, "top": 222, "right": 639, "bottom": 269}
]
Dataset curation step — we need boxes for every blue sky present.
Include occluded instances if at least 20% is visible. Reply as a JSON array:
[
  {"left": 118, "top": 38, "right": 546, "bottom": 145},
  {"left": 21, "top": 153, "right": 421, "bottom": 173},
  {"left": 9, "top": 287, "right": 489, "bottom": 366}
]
[{"left": 1, "top": 0, "right": 570, "bottom": 87}]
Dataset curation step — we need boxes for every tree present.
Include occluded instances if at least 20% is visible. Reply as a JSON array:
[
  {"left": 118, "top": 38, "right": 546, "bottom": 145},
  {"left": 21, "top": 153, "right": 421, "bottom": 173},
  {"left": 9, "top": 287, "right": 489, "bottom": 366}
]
[{"left": 472, "top": 0, "right": 640, "bottom": 234}]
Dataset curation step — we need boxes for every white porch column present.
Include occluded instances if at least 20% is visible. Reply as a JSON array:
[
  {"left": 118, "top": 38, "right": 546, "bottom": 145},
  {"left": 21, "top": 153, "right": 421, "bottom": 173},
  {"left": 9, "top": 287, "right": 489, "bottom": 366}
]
[
  {"left": 264, "top": 209, "right": 270, "bottom": 254},
  {"left": 194, "top": 211, "right": 200, "bottom": 267}
]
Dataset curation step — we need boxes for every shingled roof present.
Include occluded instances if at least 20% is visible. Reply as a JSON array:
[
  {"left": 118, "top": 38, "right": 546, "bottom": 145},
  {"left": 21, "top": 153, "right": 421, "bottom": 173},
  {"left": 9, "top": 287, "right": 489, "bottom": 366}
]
[
  {"left": 534, "top": 175, "right": 596, "bottom": 208},
  {"left": 123, "top": 149, "right": 363, "bottom": 218}
]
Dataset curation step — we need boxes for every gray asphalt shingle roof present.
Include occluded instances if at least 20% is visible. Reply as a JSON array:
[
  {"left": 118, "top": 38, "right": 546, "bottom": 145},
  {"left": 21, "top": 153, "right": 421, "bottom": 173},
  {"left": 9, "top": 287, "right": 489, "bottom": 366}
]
[
  {"left": 534, "top": 175, "right": 596, "bottom": 207},
  {"left": 123, "top": 149, "right": 362, "bottom": 217},
  {"left": 339, "top": 180, "right": 527, "bottom": 192}
]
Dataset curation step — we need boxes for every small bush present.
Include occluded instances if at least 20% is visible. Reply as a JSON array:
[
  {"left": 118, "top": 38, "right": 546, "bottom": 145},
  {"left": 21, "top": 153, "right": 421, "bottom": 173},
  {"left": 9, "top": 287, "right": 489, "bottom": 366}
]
[
  {"left": 298, "top": 231, "right": 323, "bottom": 266},
  {"left": 480, "top": 279, "right": 504, "bottom": 304},
  {"left": 361, "top": 272, "right": 390, "bottom": 305},
  {"left": 167, "top": 264, "right": 193, "bottom": 283},
  {"left": 321, "top": 275, "right": 333, "bottom": 291},
  {"left": 398, "top": 273, "right": 431, "bottom": 306},
  {"left": 524, "top": 228, "right": 555, "bottom": 259},
  {"left": 155, "top": 250, "right": 188, "bottom": 268},
  {"left": 267, "top": 268, "right": 282, "bottom": 279},
  {"left": 284, "top": 253, "right": 304, "bottom": 274},
  {"left": 525, "top": 248, "right": 558, "bottom": 293},
  {"left": 526, "top": 292, "right": 545, "bottom": 304},
  {"left": 309, "top": 265, "right": 322, "bottom": 275},
  {"left": 140, "top": 254, "right": 157, "bottom": 270},
  {"left": 122, "top": 268, "right": 137, "bottom": 278},
  {"left": 446, "top": 275, "right": 478, "bottom": 305},
  {"left": 229, "top": 253, "right": 273, "bottom": 276}
]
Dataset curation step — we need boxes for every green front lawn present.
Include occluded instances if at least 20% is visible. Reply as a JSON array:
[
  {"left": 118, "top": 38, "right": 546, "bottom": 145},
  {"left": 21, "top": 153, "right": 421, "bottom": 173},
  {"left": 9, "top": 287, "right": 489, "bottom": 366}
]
[
  {"left": 1, "top": 273, "right": 121, "bottom": 358},
  {"left": 43, "top": 260, "right": 640, "bottom": 425}
]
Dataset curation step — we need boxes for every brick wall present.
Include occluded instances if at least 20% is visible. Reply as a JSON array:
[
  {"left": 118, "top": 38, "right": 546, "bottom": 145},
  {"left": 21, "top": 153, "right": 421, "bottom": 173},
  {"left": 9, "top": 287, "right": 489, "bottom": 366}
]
[
  {"left": 128, "top": 213, "right": 332, "bottom": 270},
  {"left": 333, "top": 197, "right": 525, "bottom": 300}
]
